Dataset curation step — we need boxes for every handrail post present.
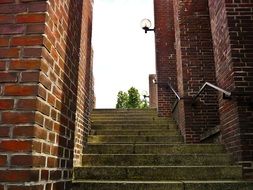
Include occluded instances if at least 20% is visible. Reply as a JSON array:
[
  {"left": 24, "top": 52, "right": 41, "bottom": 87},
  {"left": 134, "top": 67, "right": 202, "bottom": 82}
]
[{"left": 167, "top": 83, "right": 181, "bottom": 112}]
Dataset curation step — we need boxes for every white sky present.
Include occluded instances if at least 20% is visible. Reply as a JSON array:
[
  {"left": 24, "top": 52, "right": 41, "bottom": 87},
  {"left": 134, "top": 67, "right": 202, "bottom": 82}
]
[{"left": 92, "top": 0, "right": 155, "bottom": 108}]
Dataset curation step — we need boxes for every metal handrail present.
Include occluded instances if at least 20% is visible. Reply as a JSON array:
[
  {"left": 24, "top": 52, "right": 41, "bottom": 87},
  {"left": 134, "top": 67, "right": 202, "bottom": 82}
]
[
  {"left": 168, "top": 83, "right": 180, "bottom": 100},
  {"left": 193, "top": 82, "right": 231, "bottom": 103},
  {"left": 167, "top": 83, "right": 181, "bottom": 112}
]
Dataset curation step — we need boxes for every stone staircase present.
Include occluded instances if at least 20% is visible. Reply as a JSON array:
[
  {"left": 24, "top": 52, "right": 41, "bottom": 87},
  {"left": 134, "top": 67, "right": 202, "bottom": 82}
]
[{"left": 73, "top": 109, "right": 253, "bottom": 190}]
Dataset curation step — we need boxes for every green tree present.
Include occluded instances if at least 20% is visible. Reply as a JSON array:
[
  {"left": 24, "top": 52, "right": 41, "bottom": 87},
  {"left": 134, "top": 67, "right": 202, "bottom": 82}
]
[
  {"left": 116, "top": 91, "right": 128, "bottom": 108},
  {"left": 115, "top": 87, "right": 149, "bottom": 109},
  {"left": 127, "top": 87, "right": 141, "bottom": 108}
]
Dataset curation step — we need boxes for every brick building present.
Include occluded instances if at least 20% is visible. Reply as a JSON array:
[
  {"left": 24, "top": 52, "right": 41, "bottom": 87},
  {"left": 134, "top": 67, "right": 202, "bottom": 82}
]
[
  {"left": 0, "top": 0, "right": 252, "bottom": 189},
  {"left": 0, "top": 0, "right": 94, "bottom": 189},
  {"left": 154, "top": 0, "right": 253, "bottom": 179}
]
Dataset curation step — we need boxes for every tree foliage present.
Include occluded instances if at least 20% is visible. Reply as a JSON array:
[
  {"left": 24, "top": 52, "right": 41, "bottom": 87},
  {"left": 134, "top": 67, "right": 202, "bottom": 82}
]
[
  {"left": 116, "top": 91, "right": 128, "bottom": 108},
  {"left": 127, "top": 87, "right": 141, "bottom": 108},
  {"left": 116, "top": 87, "right": 149, "bottom": 109}
]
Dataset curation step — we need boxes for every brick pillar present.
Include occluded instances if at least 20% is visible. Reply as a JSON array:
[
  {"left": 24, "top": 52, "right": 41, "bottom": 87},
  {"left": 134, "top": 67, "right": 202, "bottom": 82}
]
[
  {"left": 73, "top": 0, "right": 93, "bottom": 167},
  {"left": 209, "top": 0, "right": 253, "bottom": 179},
  {"left": 0, "top": 0, "right": 93, "bottom": 189},
  {"left": 173, "top": 0, "right": 219, "bottom": 142},
  {"left": 149, "top": 74, "right": 157, "bottom": 108},
  {"left": 154, "top": 0, "right": 177, "bottom": 117}
]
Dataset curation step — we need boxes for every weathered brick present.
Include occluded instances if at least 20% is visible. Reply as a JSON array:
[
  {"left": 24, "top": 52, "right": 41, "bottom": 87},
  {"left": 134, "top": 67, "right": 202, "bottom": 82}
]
[
  {"left": 39, "top": 73, "right": 52, "bottom": 90},
  {"left": 0, "top": 61, "right": 5, "bottom": 70},
  {"left": 0, "top": 25, "right": 26, "bottom": 35},
  {"left": 49, "top": 170, "right": 61, "bottom": 180},
  {"left": 27, "top": 24, "right": 45, "bottom": 34},
  {"left": 16, "top": 98, "right": 37, "bottom": 110},
  {"left": 0, "top": 99, "right": 14, "bottom": 110},
  {"left": 11, "top": 36, "right": 44, "bottom": 46},
  {"left": 0, "top": 15, "right": 15, "bottom": 24},
  {"left": 0, "top": 127, "right": 9, "bottom": 137},
  {"left": 0, "top": 140, "right": 32, "bottom": 152},
  {"left": 0, "top": 72, "right": 17, "bottom": 82},
  {"left": 0, "top": 4, "right": 26, "bottom": 14},
  {"left": 11, "top": 155, "right": 46, "bottom": 167},
  {"left": 4, "top": 85, "right": 38, "bottom": 96},
  {"left": 0, "top": 170, "right": 39, "bottom": 182},
  {"left": 41, "top": 170, "right": 49, "bottom": 181},
  {"left": 38, "top": 85, "right": 46, "bottom": 100},
  {"left": 0, "top": 155, "right": 7, "bottom": 167},
  {"left": 16, "top": 13, "right": 46, "bottom": 23},
  {"left": 23, "top": 47, "right": 42, "bottom": 57},
  {"left": 9, "top": 60, "right": 41, "bottom": 70},
  {"left": 0, "top": 48, "right": 19, "bottom": 58},
  {"left": 47, "top": 93, "right": 56, "bottom": 106},
  {"left": 37, "top": 99, "right": 50, "bottom": 116},
  {"left": 0, "top": 37, "right": 9, "bottom": 47},
  {"left": 34, "top": 111, "right": 44, "bottom": 127},
  {"left": 13, "top": 126, "right": 33, "bottom": 138},
  {"left": 47, "top": 157, "right": 59, "bottom": 168},
  {"left": 2, "top": 112, "right": 35, "bottom": 124},
  {"left": 21, "top": 72, "right": 40, "bottom": 82}
]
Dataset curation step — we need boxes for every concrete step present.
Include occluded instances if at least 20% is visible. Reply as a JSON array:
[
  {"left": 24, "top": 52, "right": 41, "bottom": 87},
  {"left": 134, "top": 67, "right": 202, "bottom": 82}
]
[
  {"left": 92, "top": 120, "right": 173, "bottom": 125},
  {"left": 90, "top": 129, "right": 180, "bottom": 136},
  {"left": 84, "top": 144, "right": 225, "bottom": 154},
  {"left": 91, "top": 114, "right": 158, "bottom": 118},
  {"left": 92, "top": 124, "right": 177, "bottom": 130},
  {"left": 91, "top": 117, "right": 173, "bottom": 121},
  {"left": 74, "top": 166, "right": 242, "bottom": 180},
  {"left": 92, "top": 108, "right": 157, "bottom": 113},
  {"left": 88, "top": 135, "right": 184, "bottom": 144},
  {"left": 82, "top": 154, "right": 233, "bottom": 166},
  {"left": 72, "top": 180, "right": 253, "bottom": 190},
  {"left": 92, "top": 111, "right": 157, "bottom": 116}
]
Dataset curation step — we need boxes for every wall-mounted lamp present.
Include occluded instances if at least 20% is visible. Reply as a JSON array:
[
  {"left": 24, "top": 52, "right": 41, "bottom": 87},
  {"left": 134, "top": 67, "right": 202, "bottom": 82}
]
[{"left": 140, "top": 18, "right": 155, "bottom": 33}]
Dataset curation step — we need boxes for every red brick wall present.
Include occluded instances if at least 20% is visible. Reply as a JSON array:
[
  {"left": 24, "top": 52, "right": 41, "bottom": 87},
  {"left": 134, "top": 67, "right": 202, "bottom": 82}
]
[
  {"left": 0, "top": 0, "right": 94, "bottom": 189},
  {"left": 72, "top": 0, "right": 93, "bottom": 167},
  {"left": 173, "top": 0, "right": 186, "bottom": 138},
  {"left": 172, "top": 0, "right": 220, "bottom": 142},
  {"left": 209, "top": 0, "right": 253, "bottom": 179},
  {"left": 149, "top": 74, "right": 157, "bottom": 108},
  {"left": 154, "top": 0, "right": 177, "bottom": 117}
]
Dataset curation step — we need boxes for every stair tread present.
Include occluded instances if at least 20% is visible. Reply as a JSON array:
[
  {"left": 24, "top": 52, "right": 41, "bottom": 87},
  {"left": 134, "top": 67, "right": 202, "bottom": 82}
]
[
  {"left": 73, "top": 180, "right": 253, "bottom": 183},
  {"left": 92, "top": 129, "right": 177, "bottom": 131},
  {"left": 89, "top": 135, "right": 181, "bottom": 137},
  {"left": 76, "top": 166, "right": 241, "bottom": 168},
  {"left": 83, "top": 153, "right": 230, "bottom": 155},
  {"left": 82, "top": 153, "right": 233, "bottom": 166},
  {"left": 73, "top": 180, "right": 253, "bottom": 190},
  {"left": 88, "top": 143, "right": 184, "bottom": 144},
  {"left": 87, "top": 143, "right": 222, "bottom": 146},
  {"left": 74, "top": 166, "right": 242, "bottom": 180}
]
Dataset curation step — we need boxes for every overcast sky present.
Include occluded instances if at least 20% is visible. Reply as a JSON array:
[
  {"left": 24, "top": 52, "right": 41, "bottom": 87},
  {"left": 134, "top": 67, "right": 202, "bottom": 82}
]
[{"left": 92, "top": 0, "right": 155, "bottom": 108}]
